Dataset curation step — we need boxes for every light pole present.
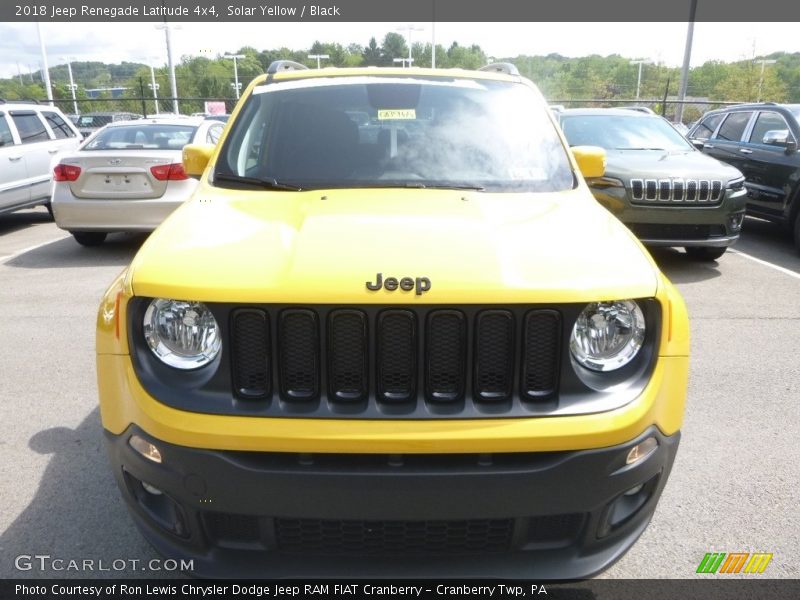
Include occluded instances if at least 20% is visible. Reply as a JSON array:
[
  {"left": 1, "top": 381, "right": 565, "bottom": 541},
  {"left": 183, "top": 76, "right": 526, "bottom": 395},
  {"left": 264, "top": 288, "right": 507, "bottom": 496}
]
[
  {"left": 629, "top": 59, "right": 653, "bottom": 101},
  {"left": 431, "top": 22, "right": 436, "bottom": 69},
  {"left": 149, "top": 63, "right": 160, "bottom": 115},
  {"left": 675, "top": 0, "right": 697, "bottom": 125},
  {"left": 393, "top": 57, "right": 414, "bottom": 68},
  {"left": 307, "top": 53, "right": 330, "bottom": 69},
  {"left": 155, "top": 22, "right": 180, "bottom": 114},
  {"left": 65, "top": 58, "right": 78, "bottom": 115},
  {"left": 36, "top": 23, "right": 54, "bottom": 105},
  {"left": 397, "top": 24, "right": 423, "bottom": 68},
  {"left": 224, "top": 53, "right": 245, "bottom": 99},
  {"left": 754, "top": 58, "right": 777, "bottom": 102}
]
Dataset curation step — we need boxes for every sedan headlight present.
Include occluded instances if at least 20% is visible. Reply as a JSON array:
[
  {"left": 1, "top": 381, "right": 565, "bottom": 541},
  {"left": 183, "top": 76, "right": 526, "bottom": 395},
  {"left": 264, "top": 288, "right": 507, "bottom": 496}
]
[
  {"left": 570, "top": 300, "right": 645, "bottom": 372},
  {"left": 143, "top": 299, "right": 221, "bottom": 369}
]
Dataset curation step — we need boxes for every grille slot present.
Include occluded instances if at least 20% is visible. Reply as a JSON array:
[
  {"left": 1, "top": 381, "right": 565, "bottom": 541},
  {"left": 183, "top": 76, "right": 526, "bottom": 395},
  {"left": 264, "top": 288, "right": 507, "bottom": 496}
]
[
  {"left": 275, "top": 517, "right": 513, "bottom": 556},
  {"left": 328, "top": 310, "right": 368, "bottom": 402},
  {"left": 278, "top": 309, "right": 320, "bottom": 402},
  {"left": 426, "top": 310, "right": 467, "bottom": 403},
  {"left": 474, "top": 310, "right": 515, "bottom": 403},
  {"left": 521, "top": 310, "right": 561, "bottom": 401},
  {"left": 376, "top": 310, "right": 417, "bottom": 403},
  {"left": 699, "top": 180, "right": 710, "bottom": 201},
  {"left": 672, "top": 180, "right": 684, "bottom": 201},
  {"left": 231, "top": 309, "right": 270, "bottom": 399}
]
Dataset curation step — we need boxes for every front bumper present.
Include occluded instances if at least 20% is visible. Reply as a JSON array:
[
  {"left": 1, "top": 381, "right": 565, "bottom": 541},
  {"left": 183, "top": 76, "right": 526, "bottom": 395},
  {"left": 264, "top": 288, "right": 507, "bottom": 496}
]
[
  {"left": 590, "top": 186, "right": 747, "bottom": 248},
  {"left": 106, "top": 425, "right": 679, "bottom": 579}
]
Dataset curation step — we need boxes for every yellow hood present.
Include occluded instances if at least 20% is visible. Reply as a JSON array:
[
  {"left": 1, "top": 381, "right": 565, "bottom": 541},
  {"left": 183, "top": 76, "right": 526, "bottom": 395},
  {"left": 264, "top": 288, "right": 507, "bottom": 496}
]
[{"left": 129, "top": 186, "right": 659, "bottom": 303}]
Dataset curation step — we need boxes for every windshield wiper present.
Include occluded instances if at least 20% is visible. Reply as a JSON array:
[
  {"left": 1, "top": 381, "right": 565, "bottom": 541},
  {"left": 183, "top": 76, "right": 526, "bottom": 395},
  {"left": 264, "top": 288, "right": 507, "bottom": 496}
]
[
  {"left": 614, "top": 147, "right": 667, "bottom": 151},
  {"left": 214, "top": 173, "right": 304, "bottom": 191},
  {"left": 352, "top": 182, "right": 486, "bottom": 191}
]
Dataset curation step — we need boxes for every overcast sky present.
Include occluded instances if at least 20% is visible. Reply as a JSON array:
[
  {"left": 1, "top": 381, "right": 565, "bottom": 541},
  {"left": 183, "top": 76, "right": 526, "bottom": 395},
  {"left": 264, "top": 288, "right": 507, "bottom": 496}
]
[{"left": 1, "top": 21, "right": 798, "bottom": 80}]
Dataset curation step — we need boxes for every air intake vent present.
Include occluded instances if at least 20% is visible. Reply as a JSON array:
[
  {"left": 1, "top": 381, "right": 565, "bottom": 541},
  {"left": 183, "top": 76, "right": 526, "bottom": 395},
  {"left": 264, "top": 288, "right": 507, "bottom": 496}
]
[
  {"left": 278, "top": 309, "right": 320, "bottom": 401},
  {"left": 376, "top": 310, "right": 417, "bottom": 403},
  {"left": 474, "top": 310, "right": 515, "bottom": 403},
  {"left": 426, "top": 310, "right": 467, "bottom": 403},
  {"left": 275, "top": 517, "right": 513, "bottom": 555},
  {"left": 521, "top": 310, "right": 561, "bottom": 401},
  {"left": 328, "top": 310, "right": 368, "bottom": 402},
  {"left": 231, "top": 309, "right": 270, "bottom": 399}
]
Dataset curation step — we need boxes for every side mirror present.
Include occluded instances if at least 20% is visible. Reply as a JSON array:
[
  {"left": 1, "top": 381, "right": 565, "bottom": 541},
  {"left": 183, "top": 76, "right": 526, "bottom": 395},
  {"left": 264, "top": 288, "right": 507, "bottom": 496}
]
[
  {"left": 690, "top": 139, "right": 705, "bottom": 150},
  {"left": 571, "top": 145, "right": 606, "bottom": 179},
  {"left": 182, "top": 143, "right": 215, "bottom": 177},
  {"left": 762, "top": 130, "right": 797, "bottom": 153}
]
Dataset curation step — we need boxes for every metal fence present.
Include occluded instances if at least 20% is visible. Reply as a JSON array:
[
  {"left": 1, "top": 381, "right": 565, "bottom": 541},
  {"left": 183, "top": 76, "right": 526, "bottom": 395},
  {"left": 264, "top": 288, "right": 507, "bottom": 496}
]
[
  {"left": 44, "top": 95, "right": 749, "bottom": 125},
  {"left": 48, "top": 97, "right": 239, "bottom": 117},
  {"left": 548, "top": 98, "right": 747, "bottom": 124}
]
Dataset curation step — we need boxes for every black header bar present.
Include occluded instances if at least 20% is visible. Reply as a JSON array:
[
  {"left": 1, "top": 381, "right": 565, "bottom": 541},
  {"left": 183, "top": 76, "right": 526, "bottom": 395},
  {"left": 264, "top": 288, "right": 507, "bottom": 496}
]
[{"left": 4, "top": 0, "right": 800, "bottom": 23}]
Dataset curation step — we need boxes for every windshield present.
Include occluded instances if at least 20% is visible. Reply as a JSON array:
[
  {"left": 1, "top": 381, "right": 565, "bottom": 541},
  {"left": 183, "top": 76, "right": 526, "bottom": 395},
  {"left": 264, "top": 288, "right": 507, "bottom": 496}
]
[
  {"left": 78, "top": 115, "right": 112, "bottom": 128},
  {"left": 83, "top": 124, "right": 196, "bottom": 151},
  {"left": 560, "top": 114, "right": 694, "bottom": 151},
  {"left": 214, "top": 76, "right": 574, "bottom": 192}
]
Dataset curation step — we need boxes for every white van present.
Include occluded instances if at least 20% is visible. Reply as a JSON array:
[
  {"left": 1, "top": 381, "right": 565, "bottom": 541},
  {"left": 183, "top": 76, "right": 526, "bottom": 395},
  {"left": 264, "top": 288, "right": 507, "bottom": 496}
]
[{"left": 0, "top": 101, "right": 82, "bottom": 216}]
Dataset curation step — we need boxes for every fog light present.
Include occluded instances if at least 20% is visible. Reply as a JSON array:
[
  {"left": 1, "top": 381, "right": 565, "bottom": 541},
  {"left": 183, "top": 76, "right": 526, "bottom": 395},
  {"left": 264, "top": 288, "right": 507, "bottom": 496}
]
[
  {"left": 729, "top": 213, "right": 744, "bottom": 232},
  {"left": 129, "top": 435, "right": 162, "bottom": 464},
  {"left": 141, "top": 482, "right": 163, "bottom": 496},
  {"left": 626, "top": 437, "right": 657, "bottom": 465},
  {"left": 624, "top": 484, "right": 644, "bottom": 496}
]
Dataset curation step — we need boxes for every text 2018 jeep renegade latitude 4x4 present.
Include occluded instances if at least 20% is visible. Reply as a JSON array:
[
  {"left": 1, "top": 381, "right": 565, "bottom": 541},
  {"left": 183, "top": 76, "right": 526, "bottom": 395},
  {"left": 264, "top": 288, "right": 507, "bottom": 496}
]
[{"left": 97, "top": 62, "right": 689, "bottom": 578}]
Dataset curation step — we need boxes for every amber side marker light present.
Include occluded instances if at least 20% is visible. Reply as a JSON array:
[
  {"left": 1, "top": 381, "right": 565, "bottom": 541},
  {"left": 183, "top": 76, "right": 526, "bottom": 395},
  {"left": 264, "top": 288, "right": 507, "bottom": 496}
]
[
  {"left": 129, "top": 435, "right": 162, "bottom": 464},
  {"left": 626, "top": 437, "right": 658, "bottom": 466}
]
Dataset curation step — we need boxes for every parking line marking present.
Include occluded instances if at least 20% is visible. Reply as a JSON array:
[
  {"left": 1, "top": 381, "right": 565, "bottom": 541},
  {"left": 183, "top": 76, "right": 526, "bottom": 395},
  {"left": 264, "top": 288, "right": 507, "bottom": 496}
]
[
  {"left": 0, "top": 235, "right": 70, "bottom": 265},
  {"left": 729, "top": 249, "right": 800, "bottom": 281}
]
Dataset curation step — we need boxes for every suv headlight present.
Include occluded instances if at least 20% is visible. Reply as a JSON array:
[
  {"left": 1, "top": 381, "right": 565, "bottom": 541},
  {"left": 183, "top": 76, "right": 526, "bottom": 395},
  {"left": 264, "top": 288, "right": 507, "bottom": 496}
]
[
  {"left": 143, "top": 299, "right": 221, "bottom": 369},
  {"left": 570, "top": 300, "right": 645, "bottom": 372}
]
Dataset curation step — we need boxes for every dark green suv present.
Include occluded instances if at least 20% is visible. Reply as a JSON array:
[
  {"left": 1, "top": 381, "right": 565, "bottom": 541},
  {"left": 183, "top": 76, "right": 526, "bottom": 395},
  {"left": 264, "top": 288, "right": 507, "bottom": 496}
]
[
  {"left": 687, "top": 103, "right": 800, "bottom": 253},
  {"left": 559, "top": 108, "right": 747, "bottom": 260}
]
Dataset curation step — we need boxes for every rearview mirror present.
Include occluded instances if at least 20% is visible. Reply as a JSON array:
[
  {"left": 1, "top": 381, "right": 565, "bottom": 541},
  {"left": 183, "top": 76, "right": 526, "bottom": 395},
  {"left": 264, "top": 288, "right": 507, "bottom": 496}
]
[
  {"left": 571, "top": 145, "right": 606, "bottom": 179},
  {"left": 182, "top": 143, "right": 215, "bottom": 177}
]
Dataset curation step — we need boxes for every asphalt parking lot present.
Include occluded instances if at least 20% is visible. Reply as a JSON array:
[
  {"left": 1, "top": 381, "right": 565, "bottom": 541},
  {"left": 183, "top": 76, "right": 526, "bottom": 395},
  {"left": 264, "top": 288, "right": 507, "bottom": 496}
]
[{"left": 0, "top": 207, "right": 798, "bottom": 579}]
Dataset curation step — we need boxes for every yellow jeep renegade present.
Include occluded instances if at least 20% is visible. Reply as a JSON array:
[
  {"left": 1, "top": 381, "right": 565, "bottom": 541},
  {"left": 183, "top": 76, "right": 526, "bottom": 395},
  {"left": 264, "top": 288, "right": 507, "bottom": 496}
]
[{"left": 97, "top": 62, "right": 689, "bottom": 578}]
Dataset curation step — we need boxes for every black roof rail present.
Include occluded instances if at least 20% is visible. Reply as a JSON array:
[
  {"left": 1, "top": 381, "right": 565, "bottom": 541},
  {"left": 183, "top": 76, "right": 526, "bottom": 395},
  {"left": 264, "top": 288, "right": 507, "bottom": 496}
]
[
  {"left": 267, "top": 60, "right": 309, "bottom": 74},
  {"left": 478, "top": 62, "right": 520, "bottom": 76}
]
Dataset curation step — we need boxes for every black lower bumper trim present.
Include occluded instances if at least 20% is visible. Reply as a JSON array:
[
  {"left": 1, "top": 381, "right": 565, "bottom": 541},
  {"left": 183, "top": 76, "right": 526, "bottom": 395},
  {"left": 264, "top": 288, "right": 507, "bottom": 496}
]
[{"left": 105, "top": 426, "right": 680, "bottom": 578}]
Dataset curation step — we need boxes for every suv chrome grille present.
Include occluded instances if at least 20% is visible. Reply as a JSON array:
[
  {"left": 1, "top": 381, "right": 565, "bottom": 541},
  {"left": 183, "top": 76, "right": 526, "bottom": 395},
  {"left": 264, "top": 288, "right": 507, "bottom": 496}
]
[{"left": 630, "top": 178, "right": 724, "bottom": 204}]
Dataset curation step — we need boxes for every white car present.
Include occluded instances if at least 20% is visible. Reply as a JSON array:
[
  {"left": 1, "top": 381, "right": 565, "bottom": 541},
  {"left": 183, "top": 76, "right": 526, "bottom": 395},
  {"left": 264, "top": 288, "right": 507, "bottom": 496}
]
[
  {"left": 0, "top": 102, "right": 82, "bottom": 216},
  {"left": 51, "top": 117, "right": 224, "bottom": 246}
]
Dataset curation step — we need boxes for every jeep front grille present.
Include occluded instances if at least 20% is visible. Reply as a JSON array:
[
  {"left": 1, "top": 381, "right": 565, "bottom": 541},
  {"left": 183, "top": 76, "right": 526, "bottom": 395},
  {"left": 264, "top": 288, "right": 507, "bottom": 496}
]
[
  {"left": 229, "top": 306, "right": 562, "bottom": 417},
  {"left": 630, "top": 178, "right": 724, "bottom": 204}
]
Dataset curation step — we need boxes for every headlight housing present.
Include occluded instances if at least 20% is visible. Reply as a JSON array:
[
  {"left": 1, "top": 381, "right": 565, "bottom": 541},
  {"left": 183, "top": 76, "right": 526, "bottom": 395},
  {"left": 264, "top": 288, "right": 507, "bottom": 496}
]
[
  {"left": 143, "top": 299, "right": 221, "bottom": 370},
  {"left": 570, "top": 300, "right": 645, "bottom": 372}
]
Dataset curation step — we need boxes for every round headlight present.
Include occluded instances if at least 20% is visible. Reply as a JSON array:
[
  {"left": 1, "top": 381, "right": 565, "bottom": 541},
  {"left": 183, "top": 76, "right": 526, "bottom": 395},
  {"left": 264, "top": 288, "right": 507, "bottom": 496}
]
[
  {"left": 570, "top": 300, "right": 645, "bottom": 372},
  {"left": 143, "top": 299, "right": 221, "bottom": 369}
]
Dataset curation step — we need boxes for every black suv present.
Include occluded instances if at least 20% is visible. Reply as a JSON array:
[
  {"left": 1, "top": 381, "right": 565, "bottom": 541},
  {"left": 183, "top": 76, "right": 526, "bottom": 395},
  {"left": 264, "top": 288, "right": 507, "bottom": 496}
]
[{"left": 687, "top": 103, "right": 800, "bottom": 252}]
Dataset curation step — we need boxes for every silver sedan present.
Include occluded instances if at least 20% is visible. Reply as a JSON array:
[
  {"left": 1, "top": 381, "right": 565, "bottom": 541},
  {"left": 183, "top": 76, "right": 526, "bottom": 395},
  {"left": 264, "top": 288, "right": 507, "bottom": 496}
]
[{"left": 52, "top": 117, "right": 224, "bottom": 246}]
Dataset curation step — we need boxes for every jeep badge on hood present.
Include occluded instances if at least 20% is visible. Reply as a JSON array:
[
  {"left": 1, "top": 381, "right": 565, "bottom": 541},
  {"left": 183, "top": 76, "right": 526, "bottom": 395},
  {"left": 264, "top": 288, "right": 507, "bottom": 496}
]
[{"left": 366, "top": 273, "right": 431, "bottom": 295}]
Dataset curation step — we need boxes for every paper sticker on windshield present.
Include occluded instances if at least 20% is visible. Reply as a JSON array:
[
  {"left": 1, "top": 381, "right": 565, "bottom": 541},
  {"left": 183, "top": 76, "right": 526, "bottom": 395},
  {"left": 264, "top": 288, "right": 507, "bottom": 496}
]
[{"left": 378, "top": 109, "right": 417, "bottom": 120}]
